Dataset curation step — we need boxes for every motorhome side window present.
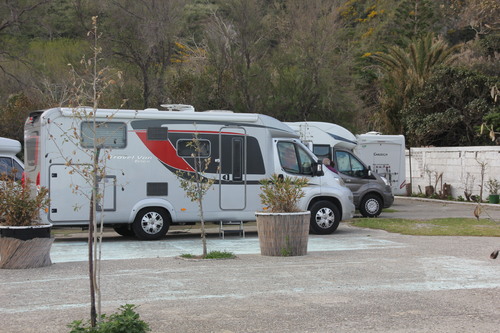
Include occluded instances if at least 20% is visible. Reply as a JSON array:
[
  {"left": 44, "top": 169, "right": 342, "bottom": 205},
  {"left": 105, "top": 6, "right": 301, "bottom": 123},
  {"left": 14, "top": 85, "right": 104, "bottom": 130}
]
[
  {"left": 177, "top": 139, "right": 210, "bottom": 158},
  {"left": 81, "top": 122, "right": 126, "bottom": 148},
  {"left": 335, "top": 151, "right": 366, "bottom": 177},
  {"left": 277, "top": 142, "right": 313, "bottom": 175}
]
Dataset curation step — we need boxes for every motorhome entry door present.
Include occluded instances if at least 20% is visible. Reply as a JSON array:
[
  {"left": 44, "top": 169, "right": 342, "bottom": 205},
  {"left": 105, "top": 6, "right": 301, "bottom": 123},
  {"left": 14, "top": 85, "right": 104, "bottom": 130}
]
[{"left": 219, "top": 126, "right": 246, "bottom": 210}]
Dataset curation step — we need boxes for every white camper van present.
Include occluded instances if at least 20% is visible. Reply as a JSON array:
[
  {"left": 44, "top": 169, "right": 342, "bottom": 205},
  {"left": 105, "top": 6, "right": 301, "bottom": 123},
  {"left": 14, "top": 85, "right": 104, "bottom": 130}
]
[
  {"left": 0, "top": 137, "right": 24, "bottom": 181},
  {"left": 24, "top": 106, "right": 354, "bottom": 240},
  {"left": 286, "top": 122, "right": 394, "bottom": 218}
]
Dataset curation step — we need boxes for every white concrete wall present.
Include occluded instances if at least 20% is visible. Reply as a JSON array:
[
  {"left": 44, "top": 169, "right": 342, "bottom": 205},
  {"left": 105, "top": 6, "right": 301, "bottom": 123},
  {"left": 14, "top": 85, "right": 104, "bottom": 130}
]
[{"left": 405, "top": 146, "right": 500, "bottom": 199}]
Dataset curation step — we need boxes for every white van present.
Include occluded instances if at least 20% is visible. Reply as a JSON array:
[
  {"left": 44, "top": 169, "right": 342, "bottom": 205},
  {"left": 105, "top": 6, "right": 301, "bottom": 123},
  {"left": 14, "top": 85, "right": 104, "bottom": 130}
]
[
  {"left": 24, "top": 106, "right": 354, "bottom": 240},
  {"left": 286, "top": 122, "right": 394, "bottom": 217},
  {"left": 0, "top": 137, "right": 24, "bottom": 180}
]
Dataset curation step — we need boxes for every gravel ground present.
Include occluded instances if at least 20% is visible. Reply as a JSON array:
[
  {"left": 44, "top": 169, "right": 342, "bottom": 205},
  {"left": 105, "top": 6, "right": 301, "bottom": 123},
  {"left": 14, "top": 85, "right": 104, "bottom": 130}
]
[{"left": 1, "top": 197, "right": 499, "bottom": 333}]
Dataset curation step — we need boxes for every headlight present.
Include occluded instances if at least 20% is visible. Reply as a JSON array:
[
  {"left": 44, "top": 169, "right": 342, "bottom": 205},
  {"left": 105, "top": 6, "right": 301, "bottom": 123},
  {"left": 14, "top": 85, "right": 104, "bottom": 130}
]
[
  {"left": 334, "top": 176, "right": 346, "bottom": 187},
  {"left": 381, "top": 176, "right": 390, "bottom": 186}
]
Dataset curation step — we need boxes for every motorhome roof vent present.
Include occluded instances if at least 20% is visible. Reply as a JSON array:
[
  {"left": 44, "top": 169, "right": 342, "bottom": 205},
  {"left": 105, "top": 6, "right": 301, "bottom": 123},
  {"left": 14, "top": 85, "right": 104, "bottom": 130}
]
[
  {"left": 160, "top": 104, "right": 195, "bottom": 112},
  {"left": 365, "top": 131, "right": 382, "bottom": 135}
]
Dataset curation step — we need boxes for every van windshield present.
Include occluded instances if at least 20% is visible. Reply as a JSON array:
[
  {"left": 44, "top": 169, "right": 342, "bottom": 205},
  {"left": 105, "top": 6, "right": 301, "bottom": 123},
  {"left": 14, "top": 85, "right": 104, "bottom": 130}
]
[{"left": 335, "top": 151, "right": 366, "bottom": 177}]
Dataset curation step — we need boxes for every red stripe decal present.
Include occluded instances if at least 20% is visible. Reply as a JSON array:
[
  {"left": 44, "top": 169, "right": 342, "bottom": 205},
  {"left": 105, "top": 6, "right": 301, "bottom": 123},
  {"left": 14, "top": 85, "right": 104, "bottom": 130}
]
[{"left": 135, "top": 131, "right": 194, "bottom": 172}]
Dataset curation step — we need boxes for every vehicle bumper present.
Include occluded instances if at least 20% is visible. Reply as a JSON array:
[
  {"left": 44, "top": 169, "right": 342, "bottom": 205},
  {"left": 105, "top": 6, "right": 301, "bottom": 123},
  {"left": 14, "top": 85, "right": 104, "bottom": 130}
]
[
  {"left": 383, "top": 193, "right": 394, "bottom": 208},
  {"left": 342, "top": 191, "right": 355, "bottom": 220}
]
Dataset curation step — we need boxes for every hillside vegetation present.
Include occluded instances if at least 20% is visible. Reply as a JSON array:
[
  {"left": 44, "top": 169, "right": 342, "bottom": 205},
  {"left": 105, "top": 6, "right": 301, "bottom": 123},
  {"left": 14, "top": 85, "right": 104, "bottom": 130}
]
[{"left": 0, "top": 0, "right": 498, "bottom": 147}]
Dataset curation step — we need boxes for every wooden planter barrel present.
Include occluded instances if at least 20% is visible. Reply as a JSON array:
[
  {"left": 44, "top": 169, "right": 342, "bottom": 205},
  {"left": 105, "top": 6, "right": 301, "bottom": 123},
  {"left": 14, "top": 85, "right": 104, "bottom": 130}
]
[
  {"left": 0, "top": 224, "right": 53, "bottom": 269},
  {"left": 255, "top": 211, "right": 310, "bottom": 256}
]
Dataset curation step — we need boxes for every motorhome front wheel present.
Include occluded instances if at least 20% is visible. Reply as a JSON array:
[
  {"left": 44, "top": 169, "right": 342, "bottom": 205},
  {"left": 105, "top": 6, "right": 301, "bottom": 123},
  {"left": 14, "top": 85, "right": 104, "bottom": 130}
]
[
  {"left": 309, "top": 201, "right": 340, "bottom": 235},
  {"left": 359, "top": 194, "right": 382, "bottom": 218},
  {"left": 132, "top": 208, "right": 171, "bottom": 240}
]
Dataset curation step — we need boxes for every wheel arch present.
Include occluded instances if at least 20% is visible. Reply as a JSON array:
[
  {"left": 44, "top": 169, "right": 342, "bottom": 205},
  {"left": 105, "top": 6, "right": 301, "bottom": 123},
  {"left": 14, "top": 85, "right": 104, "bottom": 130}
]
[
  {"left": 128, "top": 199, "right": 175, "bottom": 224},
  {"left": 307, "top": 196, "right": 342, "bottom": 217},
  {"left": 360, "top": 191, "right": 384, "bottom": 207}
]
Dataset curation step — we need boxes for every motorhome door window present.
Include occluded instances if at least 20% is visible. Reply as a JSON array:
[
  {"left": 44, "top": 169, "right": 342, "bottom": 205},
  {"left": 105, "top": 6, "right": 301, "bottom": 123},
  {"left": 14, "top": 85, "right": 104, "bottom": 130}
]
[
  {"left": 232, "top": 138, "right": 243, "bottom": 181},
  {"left": 80, "top": 122, "right": 126, "bottom": 148},
  {"left": 177, "top": 139, "right": 210, "bottom": 158}
]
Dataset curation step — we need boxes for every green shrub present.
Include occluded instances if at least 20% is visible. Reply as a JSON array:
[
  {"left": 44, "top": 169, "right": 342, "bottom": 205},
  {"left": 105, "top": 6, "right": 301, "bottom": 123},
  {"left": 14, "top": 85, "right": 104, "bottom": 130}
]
[
  {"left": 204, "top": 250, "right": 235, "bottom": 259},
  {"left": 0, "top": 172, "right": 49, "bottom": 226},
  {"left": 180, "top": 251, "right": 235, "bottom": 259},
  {"left": 68, "top": 304, "right": 150, "bottom": 333},
  {"left": 259, "top": 174, "right": 308, "bottom": 212}
]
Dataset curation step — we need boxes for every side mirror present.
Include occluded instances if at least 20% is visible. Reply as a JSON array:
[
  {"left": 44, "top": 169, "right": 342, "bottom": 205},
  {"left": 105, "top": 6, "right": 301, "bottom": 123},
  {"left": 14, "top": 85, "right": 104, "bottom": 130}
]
[
  {"left": 312, "top": 161, "right": 324, "bottom": 177},
  {"left": 367, "top": 165, "right": 372, "bottom": 177}
]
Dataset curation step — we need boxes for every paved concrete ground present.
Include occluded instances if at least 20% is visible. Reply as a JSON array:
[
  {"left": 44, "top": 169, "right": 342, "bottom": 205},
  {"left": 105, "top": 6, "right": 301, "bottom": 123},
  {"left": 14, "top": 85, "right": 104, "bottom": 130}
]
[{"left": 1, "top": 197, "right": 499, "bottom": 332}]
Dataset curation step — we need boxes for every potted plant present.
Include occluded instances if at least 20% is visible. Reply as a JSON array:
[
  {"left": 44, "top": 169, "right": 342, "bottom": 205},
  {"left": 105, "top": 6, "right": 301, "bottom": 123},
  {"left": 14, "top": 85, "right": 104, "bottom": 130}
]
[
  {"left": 0, "top": 172, "right": 52, "bottom": 269},
  {"left": 486, "top": 178, "right": 500, "bottom": 204},
  {"left": 255, "top": 174, "right": 310, "bottom": 256}
]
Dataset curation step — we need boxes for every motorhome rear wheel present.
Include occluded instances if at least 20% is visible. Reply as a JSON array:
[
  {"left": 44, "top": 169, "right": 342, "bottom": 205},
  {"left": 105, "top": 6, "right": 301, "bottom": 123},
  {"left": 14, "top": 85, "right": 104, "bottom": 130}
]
[
  {"left": 309, "top": 201, "right": 340, "bottom": 234},
  {"left": 132, "top": 208, "right": 170, "bottom": 240}
]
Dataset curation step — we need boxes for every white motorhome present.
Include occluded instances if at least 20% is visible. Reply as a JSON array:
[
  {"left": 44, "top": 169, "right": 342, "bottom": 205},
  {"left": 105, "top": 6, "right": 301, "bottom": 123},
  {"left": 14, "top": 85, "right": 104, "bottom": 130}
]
[
  {"left": 0, "top": 137, "right": 24, "bottom": 181},
  {"left": 354, "top": 132, "right": 406, "bottom": 195},
  {"left": 24, "top": 106, "right": 354, "bottom": 240},
  {"left": 286, "top": 122, "right": 394, "bottom": 217}
]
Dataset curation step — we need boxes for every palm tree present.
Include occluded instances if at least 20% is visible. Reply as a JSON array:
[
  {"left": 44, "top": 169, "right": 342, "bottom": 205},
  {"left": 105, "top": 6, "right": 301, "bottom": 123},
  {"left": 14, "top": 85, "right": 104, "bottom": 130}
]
[{"left": 370, "top": 33, "right": 462, "bottom": 133}]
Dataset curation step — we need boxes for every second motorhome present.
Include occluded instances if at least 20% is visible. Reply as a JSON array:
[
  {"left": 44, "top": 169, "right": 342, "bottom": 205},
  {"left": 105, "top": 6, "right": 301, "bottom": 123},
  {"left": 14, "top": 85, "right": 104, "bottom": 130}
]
[
  {"left": 24, "top": 106, "right": 355, "bottom": 240},
  {"left": 354, "top": 132, "right": 406, "bottom": 195},
  {"left": 286, "top": 121, "right": 394, "bottom": 218}
]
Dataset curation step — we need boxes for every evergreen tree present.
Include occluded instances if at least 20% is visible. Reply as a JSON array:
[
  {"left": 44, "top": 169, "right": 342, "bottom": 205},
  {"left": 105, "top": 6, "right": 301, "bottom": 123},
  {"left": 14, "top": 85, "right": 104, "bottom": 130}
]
[{"left": 370, "top": 33, "right": 462, "bottom": 133}]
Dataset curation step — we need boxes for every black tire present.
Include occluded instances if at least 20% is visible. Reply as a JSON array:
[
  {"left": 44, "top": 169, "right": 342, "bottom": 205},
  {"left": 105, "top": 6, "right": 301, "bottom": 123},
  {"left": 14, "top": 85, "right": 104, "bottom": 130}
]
[
  {"left": 132, "top": 208, "right": 170, "bottom": 240},
  {"left": 309, "top": 201, "right": 341, "bottom": 234},
  {"left": 359, "top": 194, "right": 383, "bottom": 218},
  {"left": 113, "top": 225, "right": 135, "bottom": 237}
]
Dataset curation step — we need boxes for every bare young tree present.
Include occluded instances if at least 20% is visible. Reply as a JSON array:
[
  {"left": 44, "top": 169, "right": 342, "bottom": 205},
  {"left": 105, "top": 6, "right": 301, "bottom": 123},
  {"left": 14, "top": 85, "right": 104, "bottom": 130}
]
[
  {"left": 176, "top": 132, "right": 216, "bottom": 257},
  {"left": 50, "top": 16, "right": 124, "bottom": 327}
]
